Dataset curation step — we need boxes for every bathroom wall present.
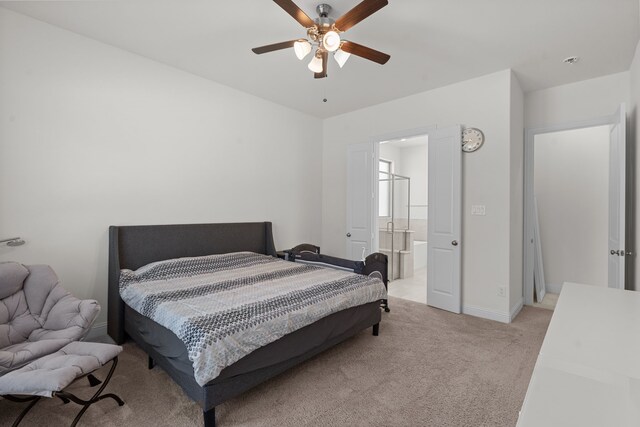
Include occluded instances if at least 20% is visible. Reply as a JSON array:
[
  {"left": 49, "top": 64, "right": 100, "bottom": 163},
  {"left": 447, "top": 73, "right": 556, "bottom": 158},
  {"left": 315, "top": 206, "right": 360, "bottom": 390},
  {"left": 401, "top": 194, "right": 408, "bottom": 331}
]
[{"left": 378, "top": 139, "right": 428, "bottom": 241}]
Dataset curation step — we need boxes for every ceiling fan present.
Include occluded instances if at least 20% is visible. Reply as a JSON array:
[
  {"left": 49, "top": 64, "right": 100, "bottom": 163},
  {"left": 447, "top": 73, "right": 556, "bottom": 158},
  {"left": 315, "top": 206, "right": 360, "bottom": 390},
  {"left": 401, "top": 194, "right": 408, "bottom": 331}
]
[{"left": 252, "top": 0, "right": 390, "bottom": 78}]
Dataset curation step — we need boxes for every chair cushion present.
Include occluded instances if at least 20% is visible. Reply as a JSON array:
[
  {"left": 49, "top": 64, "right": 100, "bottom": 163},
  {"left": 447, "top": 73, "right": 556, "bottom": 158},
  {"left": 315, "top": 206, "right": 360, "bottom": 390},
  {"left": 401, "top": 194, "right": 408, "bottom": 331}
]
[
  {"left": 0, "top": 290, "right": 42, "bottom": 350},
  {"left": 0, "top": 341, "right": 122, "bottom": 397},
  {"left": 0, "top": 338, "right": 71, "bottom": 374},
  {"left": 0, "top": 262, "right": 100, "bottom": 371},
  {"left": 0, "top": 263, "right": 29, "bottom": 300},
  {"left": 22, "top": 264, "right": 63, "bottom": 319}
]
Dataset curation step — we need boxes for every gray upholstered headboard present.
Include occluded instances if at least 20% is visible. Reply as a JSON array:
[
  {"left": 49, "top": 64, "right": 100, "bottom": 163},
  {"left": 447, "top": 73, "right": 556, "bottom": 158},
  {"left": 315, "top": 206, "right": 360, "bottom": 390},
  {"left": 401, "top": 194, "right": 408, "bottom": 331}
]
[{"left": 107, "top": 222, "right": 277, "bottom": 344}]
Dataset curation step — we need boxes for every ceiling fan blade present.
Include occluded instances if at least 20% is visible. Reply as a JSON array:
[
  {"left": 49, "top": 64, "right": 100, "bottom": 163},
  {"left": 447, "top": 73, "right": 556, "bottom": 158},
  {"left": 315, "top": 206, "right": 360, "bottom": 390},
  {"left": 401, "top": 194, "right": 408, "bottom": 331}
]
[
  {"left": 335, "top": 0, "right": 388, "bottom": 32},
  {"left": 252, "top": 40, "right": 297, "bottom": 54},
  {"left": 314, "top": 51, "right": 328, "bottom": 79},
  {"left": 340, "top": 41, "right": 390, "bottom": 64},
  {"left": 273, "top": 0, "right": 315, "bottom": 28}
]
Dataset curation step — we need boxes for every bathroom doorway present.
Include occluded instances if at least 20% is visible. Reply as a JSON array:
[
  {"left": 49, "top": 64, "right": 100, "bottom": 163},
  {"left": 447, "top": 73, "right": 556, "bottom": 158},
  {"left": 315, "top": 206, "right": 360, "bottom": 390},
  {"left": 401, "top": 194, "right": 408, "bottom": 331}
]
[{"left": 377, "top": 135, "right": 428, "bottom": 304}]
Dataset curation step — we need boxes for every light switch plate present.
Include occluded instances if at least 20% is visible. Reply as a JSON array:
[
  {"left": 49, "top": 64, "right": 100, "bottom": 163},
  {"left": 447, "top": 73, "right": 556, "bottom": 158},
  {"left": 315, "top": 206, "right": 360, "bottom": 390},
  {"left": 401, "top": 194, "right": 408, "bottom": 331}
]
[{"left": 471, "top": 205, "right": 486, "bottom": 216}]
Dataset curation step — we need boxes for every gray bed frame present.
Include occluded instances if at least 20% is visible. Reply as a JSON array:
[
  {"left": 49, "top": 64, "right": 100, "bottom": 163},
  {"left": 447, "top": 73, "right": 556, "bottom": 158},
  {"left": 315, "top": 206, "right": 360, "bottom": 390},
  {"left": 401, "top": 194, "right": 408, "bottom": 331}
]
[{"left": 108, "top": 222, "right": 385, "bottom": 427}]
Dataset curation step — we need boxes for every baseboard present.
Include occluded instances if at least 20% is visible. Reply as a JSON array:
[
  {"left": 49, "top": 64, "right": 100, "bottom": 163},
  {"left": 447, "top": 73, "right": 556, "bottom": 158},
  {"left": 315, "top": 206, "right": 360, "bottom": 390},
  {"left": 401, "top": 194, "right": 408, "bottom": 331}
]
[
  {"left": 462, "top": 304, "right": 510, "bottom": 323},
  {"left": 85, "top": 321, "right": 108, "bottom": 341},
  {"left": 546, "top": 283, "right": 563, "bottom": 294},
  {"left": 510, "top": 299, "right": 524, "bottom": 322}
]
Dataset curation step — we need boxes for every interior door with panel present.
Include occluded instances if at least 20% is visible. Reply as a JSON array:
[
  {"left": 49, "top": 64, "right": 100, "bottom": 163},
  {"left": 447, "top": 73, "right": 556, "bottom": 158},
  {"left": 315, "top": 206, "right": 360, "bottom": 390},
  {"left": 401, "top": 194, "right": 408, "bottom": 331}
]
[
  {"left": 608, "top": 104, "right": 626, "bottom": 289},
  {"left": 427, "top": 125, "right": 462, "bottom": 313},
  {"left": 346, "top": 142, "right": 375, "bottom": 260}
]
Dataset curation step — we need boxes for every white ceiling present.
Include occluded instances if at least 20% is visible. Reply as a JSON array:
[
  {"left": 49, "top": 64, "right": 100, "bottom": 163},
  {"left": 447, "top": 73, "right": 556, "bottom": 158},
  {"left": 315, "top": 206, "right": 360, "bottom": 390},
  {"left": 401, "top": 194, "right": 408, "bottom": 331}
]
[{"left": 2, "top": 0, "right": 638, "bottom": 118}]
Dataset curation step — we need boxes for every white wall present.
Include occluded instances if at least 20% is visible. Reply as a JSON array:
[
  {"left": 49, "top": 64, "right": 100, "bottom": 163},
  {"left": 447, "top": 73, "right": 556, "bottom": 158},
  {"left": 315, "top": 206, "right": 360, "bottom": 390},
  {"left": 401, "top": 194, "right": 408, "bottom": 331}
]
[
  {"left": 534, "top": 126, "right": 610, "bottom": 288},
  {"left": 380, "top": 141, "right": 428, "bottom": 215},
  {"left": 400, "top": 144, "right": 429, "bottom": 222},
  {"left": 629, "top": 40, "right": 640, "bottom": 291},
  {"left": 0, "top": 8, "right": 323, "bottom": 326},
  {"left": 380, "top": 142, "right": 429, "bottom": 209},
  {"left": 378, "top": 144, "right": 401, "bottom": 225},
  {"left": 525, "top": 72, "right": 630, "bottom": 128},
  {"left": 323, "top": 70, "right": 517, "bottom": 320},
  {"left": 379, "top": 144, "right": 402, "bottom": 175},
  {"left": 397, "top": 144, "right": 428, "bottom": 241},
  {"left": 379, "top": 141, "right": 428, "bottom": 241},
  {"left": 509, "top": 71, "right": 524, "bottom": 315}
]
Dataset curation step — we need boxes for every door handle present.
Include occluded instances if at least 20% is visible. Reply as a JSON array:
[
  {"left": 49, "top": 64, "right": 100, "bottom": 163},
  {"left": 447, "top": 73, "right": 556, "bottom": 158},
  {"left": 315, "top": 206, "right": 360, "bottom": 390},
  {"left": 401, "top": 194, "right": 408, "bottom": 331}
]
[
  {"left": 346, "top": 233, "right": 351, "bottom": 237},
  {"left": 451, "top": 240, "right": 458, "bottom": 246}
]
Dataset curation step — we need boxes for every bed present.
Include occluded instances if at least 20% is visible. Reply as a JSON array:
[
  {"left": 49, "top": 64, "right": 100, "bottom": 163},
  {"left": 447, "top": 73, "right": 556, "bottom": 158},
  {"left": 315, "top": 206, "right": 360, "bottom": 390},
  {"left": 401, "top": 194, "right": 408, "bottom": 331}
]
[{"left": 107, "top": 222, "right": 387, "bottom": 426}]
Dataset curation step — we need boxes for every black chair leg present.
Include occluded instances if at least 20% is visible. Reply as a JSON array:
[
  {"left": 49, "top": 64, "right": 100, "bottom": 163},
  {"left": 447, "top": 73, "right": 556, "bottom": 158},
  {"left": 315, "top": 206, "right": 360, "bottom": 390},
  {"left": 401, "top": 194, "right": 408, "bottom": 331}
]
[
  {"left": 55, "top": 357, "right": 125, "bottom": 427},
  {"left": 204, "top": 407, "right": 216, "bottom": 427},
  {"left": 148, "top": 356, "right": 155, "bottom": 370},
  {"left": 372, "top": 323, "right": 379, "bottom": 336},
  {"left": 87, "top": 374, "right": 102, "bottom": 387},
  {"left": 2, "top": 396, "right": 41, "bottom": 427}
]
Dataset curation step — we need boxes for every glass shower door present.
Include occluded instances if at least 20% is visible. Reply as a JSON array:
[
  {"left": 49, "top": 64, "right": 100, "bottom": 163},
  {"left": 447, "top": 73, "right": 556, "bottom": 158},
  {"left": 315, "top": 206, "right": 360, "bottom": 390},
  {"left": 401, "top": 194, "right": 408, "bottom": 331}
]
[{"left": 378, "top": 162, "right": 410, "bottom": 281}]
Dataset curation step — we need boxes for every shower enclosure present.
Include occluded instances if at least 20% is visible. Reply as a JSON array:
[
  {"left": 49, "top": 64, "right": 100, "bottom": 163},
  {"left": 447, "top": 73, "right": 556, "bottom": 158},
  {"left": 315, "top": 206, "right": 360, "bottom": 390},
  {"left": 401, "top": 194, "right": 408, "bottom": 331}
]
[{"left": 378, "top": 168, "right": 414, "bottom": 281}]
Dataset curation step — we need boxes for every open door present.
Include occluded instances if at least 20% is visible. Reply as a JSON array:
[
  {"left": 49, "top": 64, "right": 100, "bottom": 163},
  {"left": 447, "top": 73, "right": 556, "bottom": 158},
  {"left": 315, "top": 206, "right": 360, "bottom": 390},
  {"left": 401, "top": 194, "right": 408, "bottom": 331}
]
[
  {"left": 533, "top": 197, "right": 546, "bottom": 301},
  {"left": 346, "top": 142, "right": 375, "bottom": 260},
  {"left": 427, "top": 126, "right": 462, "bottom": 313},
  {"left": 608, "top": 104, "right": 626, "bottom": 289}
]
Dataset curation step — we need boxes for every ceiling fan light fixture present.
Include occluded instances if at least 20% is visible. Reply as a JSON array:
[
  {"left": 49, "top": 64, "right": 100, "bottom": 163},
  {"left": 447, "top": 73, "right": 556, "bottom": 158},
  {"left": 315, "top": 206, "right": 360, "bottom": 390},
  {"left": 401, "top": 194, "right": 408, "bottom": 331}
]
[
  {"left": 308, "top": 52, "right": 324, "bottom": 73},
  {"left": 334, "top": 48, "right": 351, "bottom": 68},
  {"left": 252, "top": 0, "right": 391, "bottom": 78},
  {"left": 294, "top": 39, "right": 312, "bottom": 60},
  {"left": 322, "top": 31, "right": 341, "bottom": 52}
]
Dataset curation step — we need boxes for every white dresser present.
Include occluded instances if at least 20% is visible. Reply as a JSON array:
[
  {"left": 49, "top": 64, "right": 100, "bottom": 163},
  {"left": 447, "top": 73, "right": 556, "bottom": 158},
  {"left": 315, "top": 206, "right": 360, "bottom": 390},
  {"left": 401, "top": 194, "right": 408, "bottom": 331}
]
[{"left": 517, "top": 283, "right": 640, "bottom": 427}]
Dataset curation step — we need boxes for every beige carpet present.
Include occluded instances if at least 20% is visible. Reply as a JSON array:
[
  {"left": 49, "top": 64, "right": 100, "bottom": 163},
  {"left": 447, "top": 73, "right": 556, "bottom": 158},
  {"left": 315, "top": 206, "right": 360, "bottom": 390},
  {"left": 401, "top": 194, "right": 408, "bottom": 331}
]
[{"left": 0, "top": 298, "right": 552, "bottom": 427}]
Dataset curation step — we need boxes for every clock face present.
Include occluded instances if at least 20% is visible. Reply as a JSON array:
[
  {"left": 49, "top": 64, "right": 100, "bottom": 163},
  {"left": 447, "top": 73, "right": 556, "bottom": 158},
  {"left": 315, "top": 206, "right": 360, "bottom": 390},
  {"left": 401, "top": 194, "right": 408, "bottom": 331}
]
[{"left": 462, "top": 128, "right": 484, "bottom": 152}]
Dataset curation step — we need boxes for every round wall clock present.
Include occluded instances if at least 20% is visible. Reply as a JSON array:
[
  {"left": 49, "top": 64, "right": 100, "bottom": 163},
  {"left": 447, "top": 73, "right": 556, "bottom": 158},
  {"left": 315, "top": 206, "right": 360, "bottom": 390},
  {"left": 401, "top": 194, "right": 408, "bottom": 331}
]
[{"left": 462, "top": 128, "right": 484, "bottom": 152}]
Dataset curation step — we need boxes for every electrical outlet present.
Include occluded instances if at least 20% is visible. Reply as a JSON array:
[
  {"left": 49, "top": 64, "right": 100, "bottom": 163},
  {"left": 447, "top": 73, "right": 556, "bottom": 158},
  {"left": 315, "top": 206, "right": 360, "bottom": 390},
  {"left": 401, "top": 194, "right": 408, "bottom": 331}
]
[{"left": 497, "top": 287, "right": 506, "bottom": 297}]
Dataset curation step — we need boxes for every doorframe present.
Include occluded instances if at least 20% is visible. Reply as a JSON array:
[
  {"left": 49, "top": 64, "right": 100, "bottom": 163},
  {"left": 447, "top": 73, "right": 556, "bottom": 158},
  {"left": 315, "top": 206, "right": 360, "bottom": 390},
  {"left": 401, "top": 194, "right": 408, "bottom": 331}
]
[
  {"left": 523, "top": 114, "right": 620, "bottom": 305},
  {"left": 370, "top": 126, "right": 436, "bottom": 254}
]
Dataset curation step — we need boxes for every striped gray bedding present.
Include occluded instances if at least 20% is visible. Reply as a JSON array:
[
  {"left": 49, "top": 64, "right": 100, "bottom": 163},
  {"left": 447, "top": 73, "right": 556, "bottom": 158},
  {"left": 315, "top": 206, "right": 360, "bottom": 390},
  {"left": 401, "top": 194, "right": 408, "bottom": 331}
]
[{"left": 119, "top": 252, "right": 387, "bottom": 386}]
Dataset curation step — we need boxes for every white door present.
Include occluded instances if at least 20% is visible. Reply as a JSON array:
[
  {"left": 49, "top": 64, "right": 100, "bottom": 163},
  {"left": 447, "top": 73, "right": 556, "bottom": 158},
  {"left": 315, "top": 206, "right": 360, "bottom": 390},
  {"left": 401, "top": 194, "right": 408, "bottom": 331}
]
[
  {"left": 608, "top": 104, "right": 626, "bottom": 289},
  {"left": 346, "top": 142, "right": 375, "bottom": 260},
  {"left": 427, "top": 126, "right": 462, "bottom": 313},
  {"left": 533, "top": 197, "right": 546, "bottom": 301}
]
